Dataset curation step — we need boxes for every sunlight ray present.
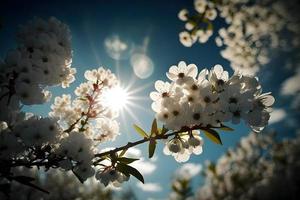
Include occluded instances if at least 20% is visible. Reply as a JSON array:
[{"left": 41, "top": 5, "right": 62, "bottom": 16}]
[
  {"left": 123, "top": 106, "right": 143, "bottom": 126},
  {"left": 127, "top": 102, "right": 153, "bottom": 116},
  {"left": 128, "top": 96, "right": 151, "bottom": 101},
  {"left": 126, "top": 81, "right": 153, "bottom": 95},
  {"left": 115, "top": 60, "right": 121, "bottom": 80},
  {"left": 123, "top": 73, "right": 138, "bottom": 91},
  {"left": 119, "top": 110, "right": 132, "bottom": 140}
]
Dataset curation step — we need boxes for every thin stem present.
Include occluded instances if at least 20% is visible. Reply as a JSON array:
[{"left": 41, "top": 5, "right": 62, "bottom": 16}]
[
  {"left": 63, "top": 116, "right": 83, "bottom": 133},
  {"left": 94, "top": 129, "right": 185, "bottom": 159},
  {"left": 94, "top": 124, "right": 222, "bottom": 160},
  {"left": 62, "top": 82, "right": 102, "bottom": 133}
]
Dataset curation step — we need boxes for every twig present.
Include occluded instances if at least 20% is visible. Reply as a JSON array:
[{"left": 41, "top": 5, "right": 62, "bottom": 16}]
[{"left": 94, "top": 128, "right": 193, "bottom": 159}]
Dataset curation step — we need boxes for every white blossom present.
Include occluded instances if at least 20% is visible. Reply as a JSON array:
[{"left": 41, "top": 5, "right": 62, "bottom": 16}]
[
  {"left": 166, "top": 61, "right": 198, "bottom": 85},
  {"left": 164, "top": 131, "right": 204, "bottom": 162},
  {"left": 13, "top": 117, "right": 61, "bottom": 147},
  {"left": 96, "top": 167, "right": 129, "bottom": 187},
  {"left": 194, "top": 0, "right": 207, "bottom": 14},
  {"left": 178, "top": 9, "right": 189, "bottom": 21},
  {"left": 179, "top": 31, "right": 196, "bottom": 47}
]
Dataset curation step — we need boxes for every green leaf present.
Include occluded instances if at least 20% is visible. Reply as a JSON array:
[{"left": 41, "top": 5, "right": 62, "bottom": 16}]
[
  {"left": 207, "top": 22, "right": 213, "bottom": 30},
  {"left": 119, "top": 149, "right": 128, "bottom": 157},
  {"left": 117, "top": 157, "right": 139, "bottom": 164},
  {"left": 219, "top": 125, "right": 234, "bottom": 132},
  {"left": 133, "top": 124, "right": 148, "bottom": 138},
  {"left": 148, "top": 139, "right": 156, "bottom": 158},
  {"left": 116, "top": 163, "right": 144, "bottom": 183},
  {"left": 150, "top": 119, "right": 158, "bottom": 136},
  {"left": 116, "top": 163, "right": 129, "bottom": 176},
  {"left": 202, "top": 128, "right": 222, "bottom": 145},
  {"left": 72, "top": 170, "right": 85, "bottom": 184}
]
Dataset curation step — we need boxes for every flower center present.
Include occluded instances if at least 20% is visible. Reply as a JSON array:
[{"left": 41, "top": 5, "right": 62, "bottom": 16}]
[
  {"left": 191, "top": 84, "right": 198, "bottom": 90},
  {"left": 163, "top": 113, "right": 169, "bottom": 119},
  {"left": 204, "top": 96, "right": 211, "bottom": 103},
  {"left": 162, "top": 92, "right": 169, "bottom": 98},
  {"left": 178, "top": 73, "right": 185, "bottom": 78},
  {"left": 216, "top": 79, "right": 225, "bottom": 86},
  {"left": 229, "top": 97, "right": 238, "bottom": 104},
  {"left": 173, "top": 110, "right": 179, "bottom": 116},
  {"left": 233, "top": 111, "right": 241, "bottom": 117},
  {"left": 193, "top": 113, "right": 201, "bottom": 120}
]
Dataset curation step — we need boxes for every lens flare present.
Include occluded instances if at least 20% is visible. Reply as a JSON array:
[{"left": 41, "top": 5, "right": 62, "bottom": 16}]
[{"left": 103, "top": 86, "right": 129, "bottom": 111}]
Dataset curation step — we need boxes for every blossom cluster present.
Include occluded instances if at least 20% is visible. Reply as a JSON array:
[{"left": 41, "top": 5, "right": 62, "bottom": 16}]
[
  {"left": 49, "top": 67, "right": 123, "bottom": 182},
  {"left": 151, "top": 61, "right": 274, "bottom": 132},
  {"left": 196, "top": 131, "right": 300, "bottom": 200},
  {"left": 0, "top": 17, "right": 76, "bottom": 122},
  {"left": 50, "top": 67, "right": 120, "bottom": 142},
  {"left": 178, "top": 0, "right": 217, "bottom": 47},
  {"left": 0, "top": 66, "right": 125, "bottom": 185},
  {"left": 0, "top": 17, "right": 77, "bottom": 176},
  {"left": 163, "top": 130, "right": 204, "bottom": 162},
  {"left": 178, "top": 0, "right": 299, "bottom": 75},
  {"left": 151, "top": 61, "right": 273, "bottom": 161},
  {"left": 0, "top": 17, "right": 131, "bottom": 190},
  {"left": 214, "top": 1, "right": 287, "bottom": 75}
]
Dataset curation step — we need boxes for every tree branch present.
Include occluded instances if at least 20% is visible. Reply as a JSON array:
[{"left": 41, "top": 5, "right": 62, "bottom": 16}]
[
  {"left": 94, "top": 131, "right": 180, "bottom": 158},
  {"left": 93, "top": 124, "right": 226, "bottom": 161}
]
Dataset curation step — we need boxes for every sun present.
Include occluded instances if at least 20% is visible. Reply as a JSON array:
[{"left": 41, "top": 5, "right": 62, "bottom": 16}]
[{"left": 103, "top": 86, "right": 130, "bottom": 111}]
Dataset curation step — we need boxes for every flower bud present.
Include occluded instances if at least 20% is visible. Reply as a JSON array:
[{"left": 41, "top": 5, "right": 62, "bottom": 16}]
[
  {"left": 168, "top": 139, "right": 182, "bottom": 153},
  {"left": 182, "top": 140, "right": 190, "bottom": 149},
  {"left": 188, "top": 136, "right": 201, "bottom": 147}
]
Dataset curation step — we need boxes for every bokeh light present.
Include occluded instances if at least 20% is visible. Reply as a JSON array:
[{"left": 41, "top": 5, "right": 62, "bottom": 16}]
[
  {"left": 130, "top": 53, "right": 154, "bottom": 79},
  {"left": 104, "top": 35, "right": 133, "bottom": 60}
]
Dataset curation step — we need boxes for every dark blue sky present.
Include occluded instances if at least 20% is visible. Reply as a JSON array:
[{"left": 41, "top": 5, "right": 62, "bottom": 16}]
[{"left": 0, "top": 0, "right": 296, "bottom": 199}]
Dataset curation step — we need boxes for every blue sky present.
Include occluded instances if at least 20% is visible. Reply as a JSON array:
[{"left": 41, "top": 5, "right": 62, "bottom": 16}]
[{"left": 0, "top": 0, "right": 297, "bottom": 199}]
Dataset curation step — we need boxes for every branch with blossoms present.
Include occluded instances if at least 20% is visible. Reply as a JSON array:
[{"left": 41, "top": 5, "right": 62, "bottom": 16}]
[
  {"left": 0, "top": 17, "right": 275, "bottom": 197},
  {"left": 178, "top": 0, "right": 300, "bottom": 75}
]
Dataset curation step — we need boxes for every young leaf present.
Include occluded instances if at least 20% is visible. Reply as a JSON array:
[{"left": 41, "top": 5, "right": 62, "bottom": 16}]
[
  {"left": 202, "top": 129, "right": 222, "bottom": 145},
  {"left": 119, "top": 149, "right": 128, "bottom": 157},
  {"left": 72, "top": 170, "right": 85, "bottom": 184},
  {"left": 219, "top": 124, "right": 234, "bottom": 132},
  {"left": 117, "top": 157, "right": 139, "bottom": 164},
  {"left": 148, "top": 139, "right": 156, "bottom": 158},
  {"left": 133, "top": 124, "right": 148, "bottom": 138},
  {"left": 116, "top": 163, "right": 144, "bottom": 183},
  {"left": 150, "top": 119, "right": 158, "bottom": 136}
]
